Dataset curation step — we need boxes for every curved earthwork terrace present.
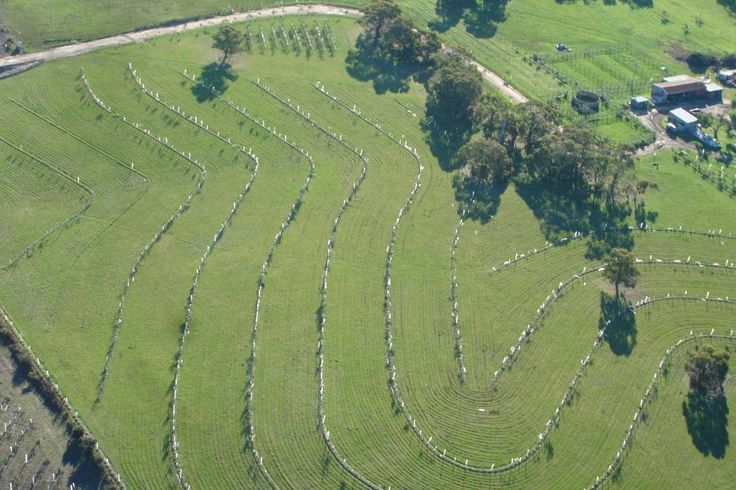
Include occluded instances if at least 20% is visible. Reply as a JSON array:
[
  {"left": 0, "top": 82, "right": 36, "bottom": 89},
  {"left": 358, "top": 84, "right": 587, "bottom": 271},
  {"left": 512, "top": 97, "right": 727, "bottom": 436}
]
[{"left": 0, "top": 2, "right": 735, "bottom": 489}]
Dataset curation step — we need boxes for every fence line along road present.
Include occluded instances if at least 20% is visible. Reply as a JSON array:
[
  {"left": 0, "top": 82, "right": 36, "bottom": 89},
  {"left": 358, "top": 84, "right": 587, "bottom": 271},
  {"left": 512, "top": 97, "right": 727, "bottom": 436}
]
[{"left": 0, "top": 4, "right": 527, "bottom": 104}]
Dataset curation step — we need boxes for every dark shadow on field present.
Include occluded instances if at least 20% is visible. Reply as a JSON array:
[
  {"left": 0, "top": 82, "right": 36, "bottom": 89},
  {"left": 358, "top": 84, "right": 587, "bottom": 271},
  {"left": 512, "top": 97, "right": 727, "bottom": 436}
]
[
  {"left": 429, "top": 0, "right": 475, "bottom": 32},
  {"left": 191, "top": 62, "right": 238, "bottom": 102},
  {"left": 452, "top": 175, "right": 507, "bottom": 223},
  {"left": 598, "top": 292, "right": 637, "bottom": 356},
  {"left": 683, "top": 391, "right": 729, "bottom": 458},
  {"left": 462, "top": 7, "right": 500, "bottom": 39},
  {"left": 515, "top": 181, "right": 593, "bottom": 241},
  {"left": 515, "top": 182, "right": 633, "bottom": 257},
  {"left": 421, "top": 119, "right": 472, "bottom": 173},
  {"left": 585, "top": 201, "right": 634, "bottom": 260},
  {"left": 345, "top": 49, "right": 422, "bottom": 94},
  {"left": 321, "top": 454, "right": 331, "bottom": 476},
  {"left": 63, "top": 440, "right": 103, "bottom": 488},
  {"left": 429, "top": 0, "right": 505, "bottom": 38}
]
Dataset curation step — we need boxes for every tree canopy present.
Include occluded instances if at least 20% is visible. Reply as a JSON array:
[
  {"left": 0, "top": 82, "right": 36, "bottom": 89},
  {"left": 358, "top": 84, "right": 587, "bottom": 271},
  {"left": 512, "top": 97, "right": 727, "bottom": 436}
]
[
  {"left": 211, "top": 25, "right": 243, "bottom": 65},
  {"left": 602, "top": 248, "right": 639, "bottom": 300},
  {"left": 686, "top": 347, "right": 730, "bottom": 400},
  {"left": 458, "top": 139, "right": 513, "bottom": 185},
  {"left": 359, "top": 0, "right": 402, "bottom": 49},
  {"left": 425, "top": 53, "right": 483, "bottom": 137}
]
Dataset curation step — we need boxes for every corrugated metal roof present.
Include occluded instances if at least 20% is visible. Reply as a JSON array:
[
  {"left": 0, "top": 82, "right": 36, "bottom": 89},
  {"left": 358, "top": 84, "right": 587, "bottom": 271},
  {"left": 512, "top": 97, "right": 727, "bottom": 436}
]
[
  {"left": 653, "top": 80, "right": 704, "bottom": 95},
  {"left": 669, "top": 107, "right": 697, "bottom": 124},
  {"left": 663, "top": 75, "right": 696, "bottom": 83}
]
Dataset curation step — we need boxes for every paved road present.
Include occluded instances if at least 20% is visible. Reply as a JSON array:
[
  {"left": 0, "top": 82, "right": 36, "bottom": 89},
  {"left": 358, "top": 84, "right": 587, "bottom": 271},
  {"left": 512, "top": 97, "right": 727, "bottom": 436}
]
[{"left": 0, "top": 4, "right": 527, "bottom": 103}]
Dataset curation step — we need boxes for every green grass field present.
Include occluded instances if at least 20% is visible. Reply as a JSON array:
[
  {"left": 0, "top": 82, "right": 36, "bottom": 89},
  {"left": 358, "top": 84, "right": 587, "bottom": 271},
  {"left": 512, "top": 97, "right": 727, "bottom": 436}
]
[
  {"left": 0, "top": 0, "right": 366, "bottom": 50},
  {"left": 0, "top": 10, "right": 735, "bottom": 490}
]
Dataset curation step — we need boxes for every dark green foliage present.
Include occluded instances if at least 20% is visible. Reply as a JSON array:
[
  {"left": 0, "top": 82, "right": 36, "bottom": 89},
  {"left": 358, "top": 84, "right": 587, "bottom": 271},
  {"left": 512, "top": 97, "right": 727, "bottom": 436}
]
[
  {"left": 451, "top": 139, "right": 512, "bottom": 221},
  {"left": 348, "top": 1, "right": 441, "bottom": 93},
  {"left": 458, "top": 138, "right": 513, "bottom": 184},
  {"left": 358, "top": 0, "right": 402, "bottom": 49},
  {"left": 211, "top": 25, "right": 243, "bottom": 65},
  {"left": 683, "top": 347, "right": 730, "bottom": 458},
  {"left": 686, "top": 51, "right": 719, "bottom": 73},
  {"left": 718, "top": 0, "right": 736, "bottom": 13},
  {"left": 686, "top": 347, "right": 730, "bottom": 400},
  {"left": 425, "top": 54, "right": 484, "bottom": 138},
  {"left": 421, "top": 52, "right": 485, "bottom": 161},
  {"left": 602, "top": 247, "right": 639, "bottom": 300}
]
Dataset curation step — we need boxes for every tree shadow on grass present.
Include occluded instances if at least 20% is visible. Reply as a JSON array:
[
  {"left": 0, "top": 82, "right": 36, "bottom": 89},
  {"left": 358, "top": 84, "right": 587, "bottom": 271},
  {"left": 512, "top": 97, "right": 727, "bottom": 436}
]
[
  {"left": 63, "top": 440, "right": 103, "bottom": 488},
  {"left": 429, "top": 0, "right": 475, "bottom": 33},
  {"left": 429, "top": 0, "right": 504, "bottom": 38},
  {"left": 423, "top": 123, "right": 471, "bottom": 173},
  {"left": 462, "top": 8, "right": 501, "bottom": 39},
  {"left": 585, "top": 201, "right": 634, "bottom": 260},
  {"left": 515, "top": 181, "right": 594, "bottom": 242},
  {"left": 598, "top": 292, "right": 637, "bottom": 356},
  {"left": 345, "top": 49, "right": 422, "bottom": 94},
  {"left": 452, "top": 175, "right": 507, "bottom": 223},
  {"left": 191, "top": 62, "right": 238, "bottom": 103},
  {"left": 683, "top": 392, "right": 729, "bottom": 458}
]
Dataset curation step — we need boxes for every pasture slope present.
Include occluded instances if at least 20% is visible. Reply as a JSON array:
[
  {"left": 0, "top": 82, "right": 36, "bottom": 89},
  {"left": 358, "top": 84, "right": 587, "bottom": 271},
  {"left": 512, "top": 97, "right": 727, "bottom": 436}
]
[{"left": 0, "top": 8, "right": 734, "bottom": 490}]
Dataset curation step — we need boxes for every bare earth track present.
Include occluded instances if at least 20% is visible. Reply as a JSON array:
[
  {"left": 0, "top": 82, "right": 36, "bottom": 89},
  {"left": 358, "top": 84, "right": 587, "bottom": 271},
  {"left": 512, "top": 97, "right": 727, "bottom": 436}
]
[{"left": 0, "top": 4, "right": 527, "bottom": 103}]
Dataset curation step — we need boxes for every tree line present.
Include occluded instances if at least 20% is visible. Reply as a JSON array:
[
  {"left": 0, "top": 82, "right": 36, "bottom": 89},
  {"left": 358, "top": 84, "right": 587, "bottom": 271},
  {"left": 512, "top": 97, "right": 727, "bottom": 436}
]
[{"left": 356, "top": 0, "right": 636, "bottom": 258}]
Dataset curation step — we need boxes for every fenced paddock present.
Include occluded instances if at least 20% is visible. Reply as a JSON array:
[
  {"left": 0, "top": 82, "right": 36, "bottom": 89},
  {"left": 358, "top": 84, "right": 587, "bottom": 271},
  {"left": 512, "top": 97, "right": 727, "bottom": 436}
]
[{"left": 0, "top": 14, "right": 734, "bottom": 490}]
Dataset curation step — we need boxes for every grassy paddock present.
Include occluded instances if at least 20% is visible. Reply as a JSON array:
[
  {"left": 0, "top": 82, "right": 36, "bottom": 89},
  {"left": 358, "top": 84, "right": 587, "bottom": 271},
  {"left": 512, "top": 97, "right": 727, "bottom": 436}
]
[{"left": 0, "top": 12, "right": 735, "bottom": 489}]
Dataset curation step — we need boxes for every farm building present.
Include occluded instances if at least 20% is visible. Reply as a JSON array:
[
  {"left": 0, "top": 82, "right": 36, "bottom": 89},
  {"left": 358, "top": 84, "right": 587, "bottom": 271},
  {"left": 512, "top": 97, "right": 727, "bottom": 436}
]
[
  {"left": 668, "top": 107, "right": 698, "bottom": 134},
  {"left": 651, "top": 75, "right": 722, "bottom": 105},
  {"left": 630, "top": 96, "right": 649, "bottom": 110}
]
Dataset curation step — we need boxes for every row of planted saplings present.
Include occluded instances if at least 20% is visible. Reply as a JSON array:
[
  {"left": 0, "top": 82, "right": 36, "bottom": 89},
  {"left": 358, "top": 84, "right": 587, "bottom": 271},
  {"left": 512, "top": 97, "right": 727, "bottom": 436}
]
[
  {"left": 228, "top": 85, "right": 318, "bottom": 487},
  {"left": 391, "top": 258, "right": 735, "bottom": 475},
  {"left": 316, "top": 78, "right": 474, "bottom": 403},
  {"left": 195, "top": 72, "right": 736, "bottom": 482},
  {"left": 309, "top": 108, "right": 378, "bottom": 490},
  {"left": 493, "top": 223, "right": 735, "bottom": 276},
  {"left": 81, "top": 68, "right": 210, "bottom": 400},
  {"left": 131, "top": 64, "right": 262, "bottom": 160},
  {"left": 314, "top": 82, "right": 421, "bottom": 158},
  {"left": 309, "top": 81, "right": 736, "bottom": 478},
  {"left": 169, "top": 154, "right": 259, "bottom": 490},
  {"left": 245, "top": 22, "right": 336, "bottom": 55},
  {"left": 250, "top": 74, "right": 385, "bottom": 488},
  {"left": 128, "top": 65, "right": 264, "bottom": 490},
  {"left": 449, "top": 210, "right": 468, "bottom": 383},
  {"left": 679, "top": 154, "right": 736, "bottom": 194}
]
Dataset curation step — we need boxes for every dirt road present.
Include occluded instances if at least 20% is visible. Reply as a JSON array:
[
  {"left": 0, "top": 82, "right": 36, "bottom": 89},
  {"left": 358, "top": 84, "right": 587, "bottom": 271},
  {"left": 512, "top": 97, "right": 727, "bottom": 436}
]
[
  {"left": 0, "top": 4, "right": 527, "bottom": 103},
  {"left": 635, "top": 110, "right": 695, "bottom": 157}
]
